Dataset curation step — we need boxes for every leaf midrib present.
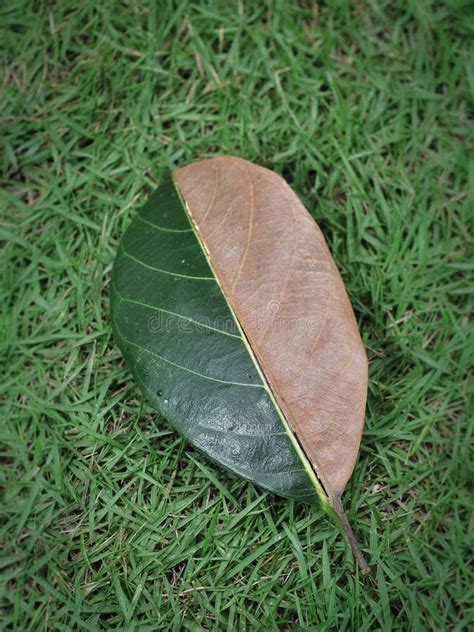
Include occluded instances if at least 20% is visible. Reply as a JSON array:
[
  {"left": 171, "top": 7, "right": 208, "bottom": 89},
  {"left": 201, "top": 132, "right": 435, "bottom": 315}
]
[{"left": 172, "top": 175, "right": 330, "bottom": 510}]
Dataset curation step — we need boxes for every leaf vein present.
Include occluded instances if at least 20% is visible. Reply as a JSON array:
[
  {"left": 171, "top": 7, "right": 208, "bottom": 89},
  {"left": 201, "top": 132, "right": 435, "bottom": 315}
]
[
  {"left": 115, "top": 326, "right": 263, "bottom": 389},
  {"left": 194, "top": 423, "right": 287, "bottom": 438},
  {"left": 137, "top": 215, "right": 193, "bottom": 233},
  {"left": 111, "top": 281, "right": 241, "bottom": 340},
  {"left": 120, "top": 244, "right": 215, "bottom": 281}
]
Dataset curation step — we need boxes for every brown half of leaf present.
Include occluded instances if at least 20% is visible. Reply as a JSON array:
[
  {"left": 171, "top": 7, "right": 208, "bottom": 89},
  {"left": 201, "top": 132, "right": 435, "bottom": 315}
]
[{"left": 174, "top": 156, "right": 369, "bottom": 571}]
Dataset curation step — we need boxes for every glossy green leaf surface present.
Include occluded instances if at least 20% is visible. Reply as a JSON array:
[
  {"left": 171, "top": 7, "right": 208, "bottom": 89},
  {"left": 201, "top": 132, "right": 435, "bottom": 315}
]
[{"left": 110, "top": 177, "right": 320, "bottom": 504}]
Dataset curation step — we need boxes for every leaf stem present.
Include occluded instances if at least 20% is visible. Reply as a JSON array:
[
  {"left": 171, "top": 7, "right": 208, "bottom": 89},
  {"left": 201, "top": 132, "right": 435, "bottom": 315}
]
[{"left": 330, "top": 495, "right": 369, "bottom": 574}]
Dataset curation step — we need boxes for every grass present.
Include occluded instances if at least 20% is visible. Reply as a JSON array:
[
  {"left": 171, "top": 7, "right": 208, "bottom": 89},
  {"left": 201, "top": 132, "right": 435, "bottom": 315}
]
[{"left": 1, "top": 0, "right": 472, "bottom": 629}]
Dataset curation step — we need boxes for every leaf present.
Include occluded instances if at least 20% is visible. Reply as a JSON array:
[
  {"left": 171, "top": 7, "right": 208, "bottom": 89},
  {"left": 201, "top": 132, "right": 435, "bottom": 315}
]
[{"left": 111, "top": 157, "right": 369, "bottom": 571}]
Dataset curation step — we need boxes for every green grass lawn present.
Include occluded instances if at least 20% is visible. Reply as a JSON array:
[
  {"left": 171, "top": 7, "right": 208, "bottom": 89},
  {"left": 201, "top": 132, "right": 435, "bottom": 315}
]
[{"left": 1, "top": 1, "right": 472, "bottom": 629}]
